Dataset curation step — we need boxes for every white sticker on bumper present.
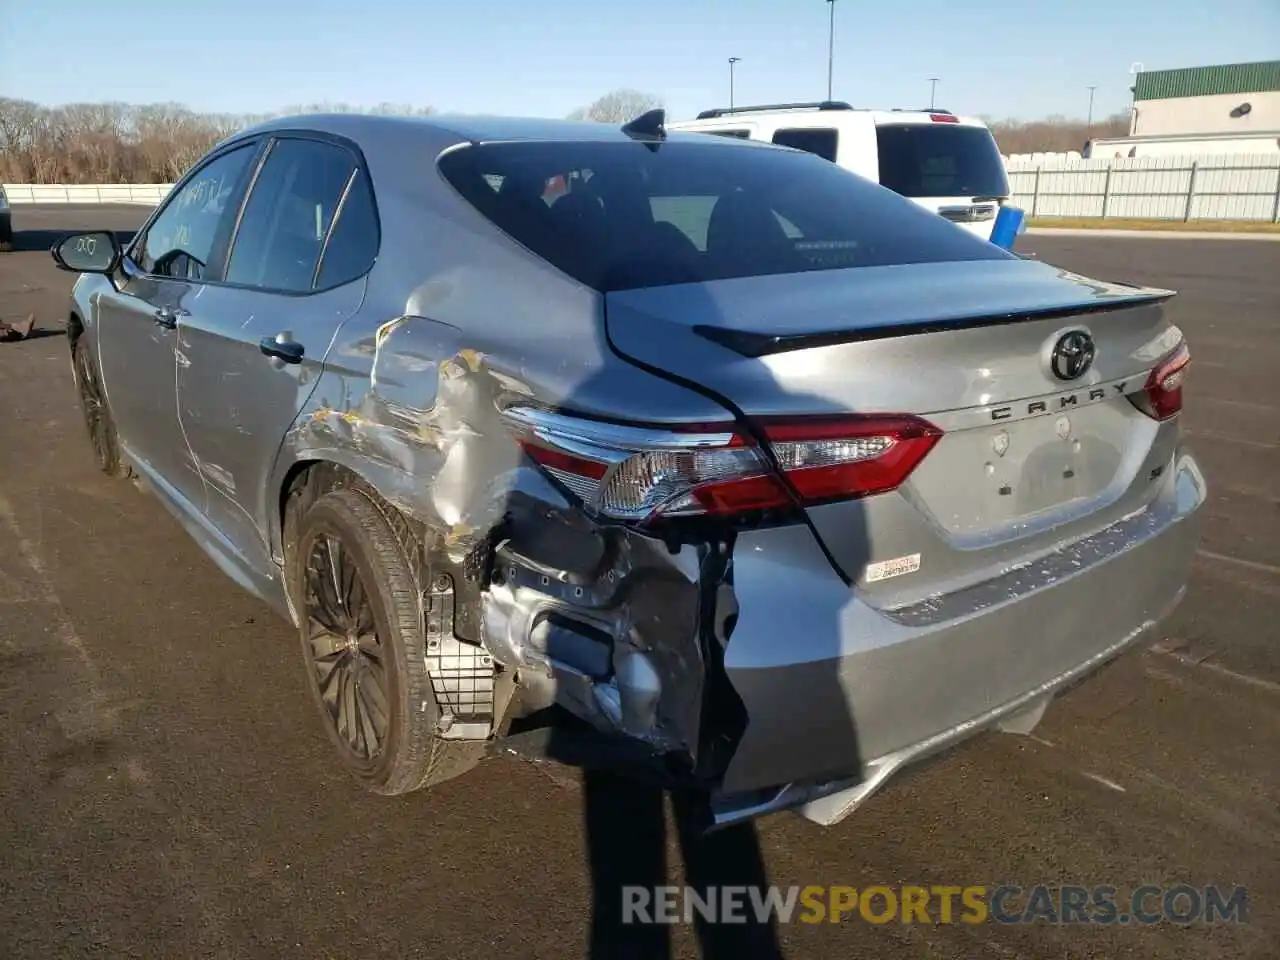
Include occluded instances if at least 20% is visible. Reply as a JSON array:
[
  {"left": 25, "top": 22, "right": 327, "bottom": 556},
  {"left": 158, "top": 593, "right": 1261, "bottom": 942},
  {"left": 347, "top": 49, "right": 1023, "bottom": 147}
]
[{"left": 864, "top": 553, "right": 921, "bottom": 583}]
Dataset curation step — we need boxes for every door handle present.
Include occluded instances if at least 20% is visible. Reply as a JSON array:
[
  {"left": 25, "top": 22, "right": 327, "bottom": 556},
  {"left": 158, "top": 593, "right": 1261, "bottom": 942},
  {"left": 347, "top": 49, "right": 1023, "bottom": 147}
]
[
  {"left": 153, "top": 306, "right": 187, "bottom": 329},
  {"left": 260, "top": 335, "right": 305, "bottom": 364}
]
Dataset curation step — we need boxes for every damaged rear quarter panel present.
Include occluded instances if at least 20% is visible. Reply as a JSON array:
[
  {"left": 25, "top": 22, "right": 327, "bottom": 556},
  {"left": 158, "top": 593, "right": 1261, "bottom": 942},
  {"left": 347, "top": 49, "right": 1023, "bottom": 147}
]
[{"left": 265, "top": 145, "right": 743, "bottom": 763}]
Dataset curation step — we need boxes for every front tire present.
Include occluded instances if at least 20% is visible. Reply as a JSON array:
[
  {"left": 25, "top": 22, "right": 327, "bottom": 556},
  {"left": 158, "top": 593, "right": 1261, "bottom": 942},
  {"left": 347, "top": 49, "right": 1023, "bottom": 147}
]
[
  {"left": 289, "top": 488, "right": 484, "bottom": 795},
  {"left": 71, "top": 335, "right": 132, "bottom": 478}
]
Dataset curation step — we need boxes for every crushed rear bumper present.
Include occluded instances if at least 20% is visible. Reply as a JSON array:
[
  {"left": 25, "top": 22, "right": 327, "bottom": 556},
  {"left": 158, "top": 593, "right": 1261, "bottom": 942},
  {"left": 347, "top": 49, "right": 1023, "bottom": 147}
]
[{"left": 710, "top": 447, "right": 1205, "bottom": 827}]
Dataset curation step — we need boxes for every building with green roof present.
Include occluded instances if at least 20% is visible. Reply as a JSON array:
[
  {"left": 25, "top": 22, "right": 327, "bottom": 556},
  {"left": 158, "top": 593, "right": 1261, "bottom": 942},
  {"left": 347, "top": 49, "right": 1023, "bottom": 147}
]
[{"left": 1130, "top": 61, "right": 1280, "bottom": 137}]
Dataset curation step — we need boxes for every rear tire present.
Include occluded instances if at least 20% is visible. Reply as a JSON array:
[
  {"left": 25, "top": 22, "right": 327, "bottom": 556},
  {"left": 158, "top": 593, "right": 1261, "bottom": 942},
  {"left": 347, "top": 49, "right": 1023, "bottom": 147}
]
[
  {"left": 289, "top": 488, "right": 485, "bottom": 795},
  {"left": 71, "top": 335, "right": 132, "bottom": 479}
]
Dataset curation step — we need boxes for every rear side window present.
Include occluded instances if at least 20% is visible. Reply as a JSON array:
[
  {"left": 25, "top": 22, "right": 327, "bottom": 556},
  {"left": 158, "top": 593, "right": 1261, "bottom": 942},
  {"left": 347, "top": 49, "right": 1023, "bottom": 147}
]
[
  {"left": 771, "top": 127, "right": 839, "bottom": 162},
  {"left": 316, "top": 169, "right": 379, "bottom": 289},
  {"left": 226, "top": 138, "right": 359, "bottom": 292},
  {"left": 875, "top": 124, "right": 1009, "bottom": 199},
  {"left": 437, "top": 140, "right": 1009, "bottom": 292}
]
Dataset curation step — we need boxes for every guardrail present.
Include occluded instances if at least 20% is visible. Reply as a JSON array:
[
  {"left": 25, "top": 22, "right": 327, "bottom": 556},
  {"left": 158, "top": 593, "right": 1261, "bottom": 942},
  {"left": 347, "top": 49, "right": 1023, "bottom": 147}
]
[{"left": 2, "top": 183, "right": 173, "bottom": 205}]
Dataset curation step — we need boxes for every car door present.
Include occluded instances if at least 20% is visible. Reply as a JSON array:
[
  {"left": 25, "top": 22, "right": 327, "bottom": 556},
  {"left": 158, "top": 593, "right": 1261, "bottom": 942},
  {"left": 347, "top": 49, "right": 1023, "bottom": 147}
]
[
  {"left": 176, "top": 133, "right": 378, "bottom": 589},
  {"left": 95, "top": 140, "right": 261, "bottom": 514}
]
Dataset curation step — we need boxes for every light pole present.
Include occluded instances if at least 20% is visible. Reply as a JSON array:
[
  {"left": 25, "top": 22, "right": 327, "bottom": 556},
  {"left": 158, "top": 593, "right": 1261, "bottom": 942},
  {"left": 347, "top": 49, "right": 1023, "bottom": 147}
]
[
  {"left": 928, "top": 77, "right": 940, "bottom": 109},
  {"left": 1086, "top": 85, "right": 1097, "bottom": 130},
  {"left": 1128, "top": 63, "right": 1143, "bottom": 134},
  {"left": 825, "top": 0, "right": 837, "bottom": 100},
  {"left": 729, "top": 57, "right": 741, "bottom": 110}
]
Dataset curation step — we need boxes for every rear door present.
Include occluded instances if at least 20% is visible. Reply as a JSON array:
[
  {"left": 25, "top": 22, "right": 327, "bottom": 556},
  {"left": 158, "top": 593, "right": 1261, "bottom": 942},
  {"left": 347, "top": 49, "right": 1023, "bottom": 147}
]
[
  {"left": 873, "top": 117, "right": 1009, "bottom": 239},
  {"left": 176, "top": 134, "right": 378, "bottom": 584}
]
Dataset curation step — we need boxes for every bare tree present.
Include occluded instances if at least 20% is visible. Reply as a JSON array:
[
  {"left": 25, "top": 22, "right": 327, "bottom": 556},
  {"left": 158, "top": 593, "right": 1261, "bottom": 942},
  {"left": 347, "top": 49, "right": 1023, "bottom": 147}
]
[
  {"left": 0, "top": 93, "right": 1132, "bottom": 182},
  {"left": 0, "top": 98, "right": 434, "bottom": 183},
  {"left": 566, "top": 89, "right": 664, "bottom": 124},
  {"left": 0, "top": 98, "right": 44, "bottom": 181},
  {"left": 132, "top": 104, "right": 231, "bottom": 181},
  {"left": 989, "top": 112, "right": 1129, "bottom": 154}
]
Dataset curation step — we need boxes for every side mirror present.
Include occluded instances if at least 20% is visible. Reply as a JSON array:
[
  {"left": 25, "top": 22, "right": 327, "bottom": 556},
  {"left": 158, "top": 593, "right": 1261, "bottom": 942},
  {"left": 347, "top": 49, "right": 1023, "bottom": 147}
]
[{"left": 51, "top": 231, "right": 121, "bottom": 274}]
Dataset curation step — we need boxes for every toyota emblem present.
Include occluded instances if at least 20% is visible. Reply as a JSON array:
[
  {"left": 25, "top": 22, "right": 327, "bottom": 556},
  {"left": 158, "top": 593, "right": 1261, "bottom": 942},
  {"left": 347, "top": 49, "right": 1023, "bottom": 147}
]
[{"left": 1050, "top": 330, "right": 1096, "bottom": 381}]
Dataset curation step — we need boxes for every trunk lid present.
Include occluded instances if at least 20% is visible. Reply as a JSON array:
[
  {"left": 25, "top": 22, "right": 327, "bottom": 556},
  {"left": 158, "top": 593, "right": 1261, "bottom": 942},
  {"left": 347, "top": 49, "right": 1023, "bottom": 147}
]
[{"left": 604, "top": 258, "right": 1182, "bottom": 600}]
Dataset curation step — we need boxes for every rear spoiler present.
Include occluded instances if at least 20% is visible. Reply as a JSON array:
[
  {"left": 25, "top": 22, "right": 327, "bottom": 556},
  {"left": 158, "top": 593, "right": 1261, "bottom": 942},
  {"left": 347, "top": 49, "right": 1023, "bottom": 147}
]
[{"left": 692, "top": 291, "right": 1174, "bottom": 358}]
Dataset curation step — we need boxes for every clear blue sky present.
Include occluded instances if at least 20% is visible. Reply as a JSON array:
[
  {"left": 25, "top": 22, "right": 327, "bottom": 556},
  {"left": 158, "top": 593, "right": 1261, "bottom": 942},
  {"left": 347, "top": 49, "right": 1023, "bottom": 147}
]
[{"left": 2, "top": 0, "right": 1276, "bottom": 122}]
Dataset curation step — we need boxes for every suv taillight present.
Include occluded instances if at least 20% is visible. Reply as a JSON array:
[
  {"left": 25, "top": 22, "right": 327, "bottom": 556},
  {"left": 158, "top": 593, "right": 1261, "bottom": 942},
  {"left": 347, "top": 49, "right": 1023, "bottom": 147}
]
[
  {"left": 502, "top": 407, "right": 941, "bottom": 522},
  {"left": 1133, "top": 341, "right": 1191, "bottom": 421}
]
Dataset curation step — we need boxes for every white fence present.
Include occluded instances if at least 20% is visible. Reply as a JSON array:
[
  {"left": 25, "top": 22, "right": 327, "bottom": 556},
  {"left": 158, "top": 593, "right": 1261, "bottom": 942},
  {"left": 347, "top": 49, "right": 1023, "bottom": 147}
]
[
  {"left": 2, "top": 183, "right": 173, "bottom": 205},
  {"left": 1005, "top": 155, "right": 1280, "bottom": 221}
]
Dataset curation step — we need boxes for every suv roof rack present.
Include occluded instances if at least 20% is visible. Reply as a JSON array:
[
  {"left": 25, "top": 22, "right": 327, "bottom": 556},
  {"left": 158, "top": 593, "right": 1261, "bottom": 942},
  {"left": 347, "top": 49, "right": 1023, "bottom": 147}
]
[{"left": 695, "top": 100, "right": 854, "bottom": 120}]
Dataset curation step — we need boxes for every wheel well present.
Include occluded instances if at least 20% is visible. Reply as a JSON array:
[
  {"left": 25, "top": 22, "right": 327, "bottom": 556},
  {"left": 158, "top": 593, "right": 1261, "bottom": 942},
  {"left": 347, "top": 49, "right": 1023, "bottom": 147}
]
[
  {"left": 280, "top": 461, "right": 354, "bottom": 544},
  {"left": 67, "top": 312, "right": 84, "bottom": 345},
  {"left": 278, "top": 459, "right": 432, "bottom": 612},
  {"left": 279, "top": 461, "right": 355, "bottom": 607},
  {"left": 278, "top": 460, "right": 399, "bottom": 564}
]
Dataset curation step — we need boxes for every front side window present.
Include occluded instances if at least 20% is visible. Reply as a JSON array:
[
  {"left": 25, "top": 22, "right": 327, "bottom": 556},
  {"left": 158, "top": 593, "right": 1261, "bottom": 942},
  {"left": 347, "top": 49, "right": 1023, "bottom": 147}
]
[
  {"left": 771, "top": 127, "right": 839, "bottom": 162},
  {"left": 135, "top": 144, "right": 257, "bottom": 279},
  {"left": 225, "top": 138, "right": 359, "bottom": 292},
  {"left": 438, "top": 139, "right": 1009, "bottom": 292}
]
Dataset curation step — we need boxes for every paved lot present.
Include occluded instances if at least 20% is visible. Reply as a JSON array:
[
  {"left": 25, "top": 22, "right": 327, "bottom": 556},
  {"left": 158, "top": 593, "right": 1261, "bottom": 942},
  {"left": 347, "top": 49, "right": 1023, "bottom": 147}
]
[{"left": 1, "top": 206, "right": 1277, "bottom": 959}]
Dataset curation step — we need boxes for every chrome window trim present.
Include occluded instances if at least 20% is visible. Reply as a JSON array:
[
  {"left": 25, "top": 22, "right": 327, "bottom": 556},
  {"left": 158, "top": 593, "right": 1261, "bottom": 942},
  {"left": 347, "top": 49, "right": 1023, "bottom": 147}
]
[{"left": 501, "top": 405, "right": 737, "bottom": 452}]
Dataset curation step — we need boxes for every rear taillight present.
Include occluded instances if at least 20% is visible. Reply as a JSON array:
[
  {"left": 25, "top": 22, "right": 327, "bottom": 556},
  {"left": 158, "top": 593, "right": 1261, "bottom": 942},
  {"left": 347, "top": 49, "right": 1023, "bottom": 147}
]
[
  {"left": 1133, "top": 341, "right": 1191, "bottom": 421},
  {"left": 930, "top": 113, "right": 959, "bottom": 123},
  {"left": 502, "top": 407, "right": 941, "bottom": 522}
]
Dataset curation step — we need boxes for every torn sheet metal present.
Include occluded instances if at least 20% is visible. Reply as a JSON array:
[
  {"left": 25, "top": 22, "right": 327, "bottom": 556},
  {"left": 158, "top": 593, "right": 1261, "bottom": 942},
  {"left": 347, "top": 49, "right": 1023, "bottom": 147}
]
[
  {"left": 285, "top": 316, "right": 547, "bottom": 540},
  {"left": 481, "top": 527, "right": 710, "bottom": 761},
  {"left": 279, "top": 313, "right": 720, "bottom": 761}
]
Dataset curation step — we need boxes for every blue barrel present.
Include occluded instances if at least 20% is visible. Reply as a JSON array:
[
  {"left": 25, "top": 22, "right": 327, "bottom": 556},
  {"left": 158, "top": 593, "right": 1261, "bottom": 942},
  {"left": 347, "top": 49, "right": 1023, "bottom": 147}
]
[{"left": 990, "top": 205, "right": 1026, "bottom": 250}]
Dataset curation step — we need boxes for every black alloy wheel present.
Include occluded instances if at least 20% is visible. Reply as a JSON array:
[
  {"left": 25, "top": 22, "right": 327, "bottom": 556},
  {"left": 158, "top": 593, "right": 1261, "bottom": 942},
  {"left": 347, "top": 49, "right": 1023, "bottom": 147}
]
[
  {"left": 289, "top": 488, "right": 487, "bottom": 795},
  {"left": 303, "top": 531, "right": 391, "bottom": 763},
  {"left": 72, "top": 336, "right": 131, "bottom": 478}
]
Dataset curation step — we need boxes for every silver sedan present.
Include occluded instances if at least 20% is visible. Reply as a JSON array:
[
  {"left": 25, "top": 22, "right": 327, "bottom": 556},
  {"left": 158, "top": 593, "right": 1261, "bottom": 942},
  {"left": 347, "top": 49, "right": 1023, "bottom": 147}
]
[{"left": 52, "top": 110, "right": 1204, "bottom": 827}]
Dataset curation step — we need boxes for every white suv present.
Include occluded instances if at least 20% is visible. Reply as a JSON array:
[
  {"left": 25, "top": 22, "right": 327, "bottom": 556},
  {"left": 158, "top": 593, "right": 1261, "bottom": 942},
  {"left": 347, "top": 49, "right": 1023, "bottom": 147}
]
[{"left": 668, "top": 101, "right": 1010, "bottom": 240}]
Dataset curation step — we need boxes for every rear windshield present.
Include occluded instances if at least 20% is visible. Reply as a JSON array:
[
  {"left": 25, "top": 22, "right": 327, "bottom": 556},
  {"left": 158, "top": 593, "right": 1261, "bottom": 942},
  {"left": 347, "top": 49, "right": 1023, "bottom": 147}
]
[
  {"left": 875, "top": 124, "right": 1010, "bottom": 199},
  {"left": 437, "top": 140, "right": 1009, "bottom": 292}
]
